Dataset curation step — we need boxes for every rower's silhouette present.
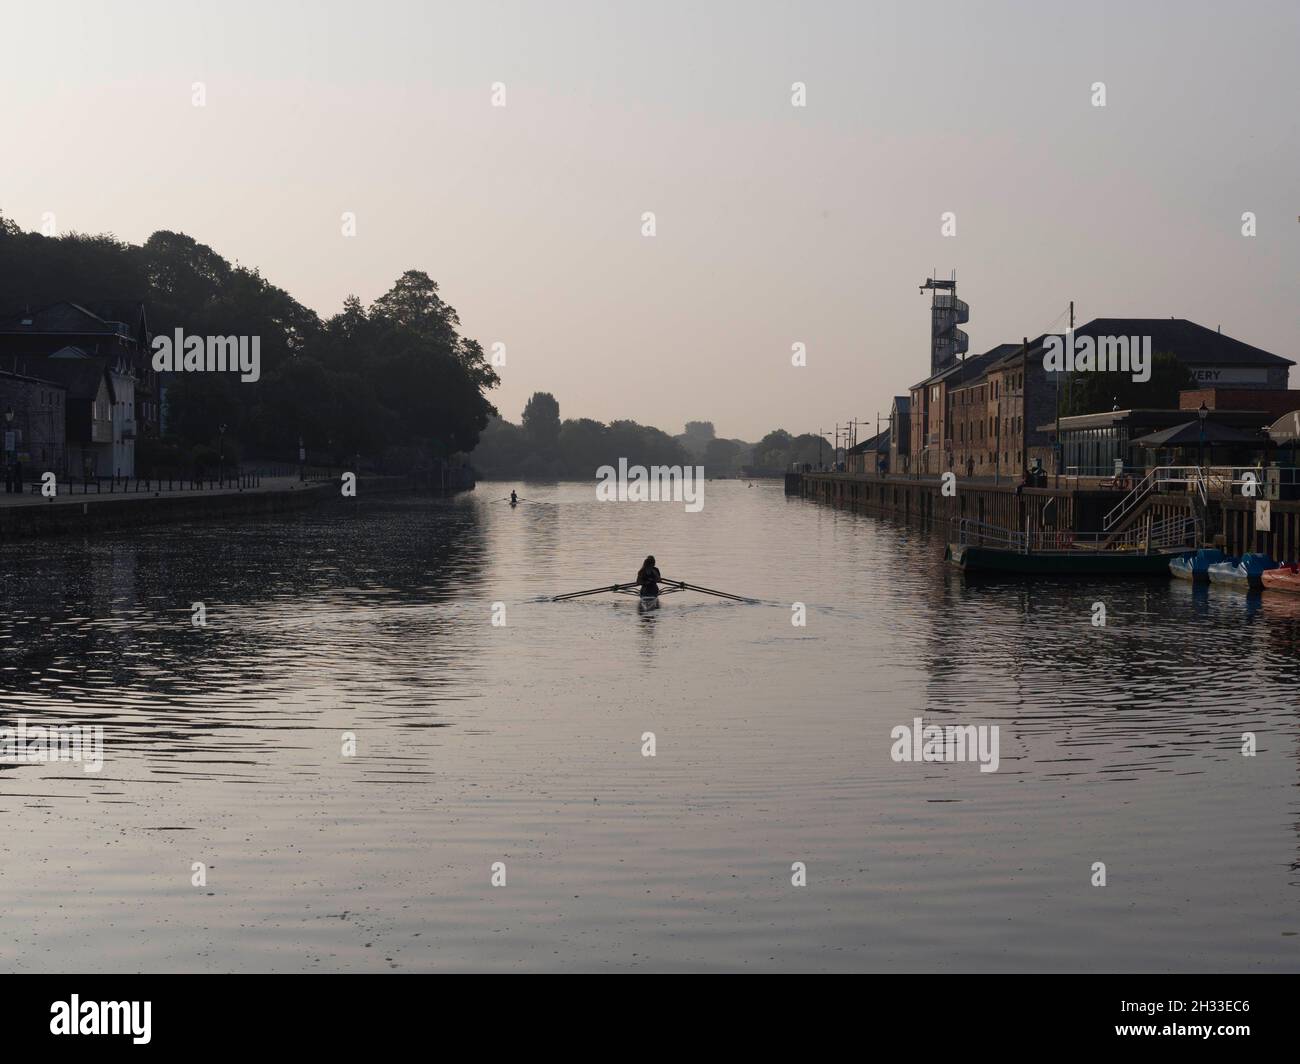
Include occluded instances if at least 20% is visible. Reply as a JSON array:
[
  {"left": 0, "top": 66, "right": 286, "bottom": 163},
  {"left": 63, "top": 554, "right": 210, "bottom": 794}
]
[{"left": 636, "top": 556, "right": 661, "bottom": 596}]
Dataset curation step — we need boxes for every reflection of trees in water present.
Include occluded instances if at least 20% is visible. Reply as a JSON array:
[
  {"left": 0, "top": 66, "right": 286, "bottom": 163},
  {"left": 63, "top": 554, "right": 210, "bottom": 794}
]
[{"left": 0, "top": 499, "right": 487, "bottom": 711}]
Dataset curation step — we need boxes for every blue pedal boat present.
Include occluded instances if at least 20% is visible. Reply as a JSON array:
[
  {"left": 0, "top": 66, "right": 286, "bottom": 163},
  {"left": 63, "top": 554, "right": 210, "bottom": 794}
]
[
  {"left": 1207, "top": 552, "right": 1276, "bottom": 590},
  {"left": 1169, "top": 548, "right": 1225, "bottom": 582}
]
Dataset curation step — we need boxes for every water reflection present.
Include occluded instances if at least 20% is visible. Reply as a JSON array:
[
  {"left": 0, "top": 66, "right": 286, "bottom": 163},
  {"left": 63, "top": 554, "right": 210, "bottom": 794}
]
[{"left": 0, "top": 484, "right": 1295, "bottom": 972}]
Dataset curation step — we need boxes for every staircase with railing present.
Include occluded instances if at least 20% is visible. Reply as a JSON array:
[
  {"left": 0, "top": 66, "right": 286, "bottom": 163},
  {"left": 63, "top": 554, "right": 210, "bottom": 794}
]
[
  {"left": 1101, "top": 466, "right": 1201, "bottom": 531},
  {"left": 953, "top": 514, "right": 1195, "bottom": 555},
  {"left": 1101, "top": 464, "right": 1300, "bottom": 545}
]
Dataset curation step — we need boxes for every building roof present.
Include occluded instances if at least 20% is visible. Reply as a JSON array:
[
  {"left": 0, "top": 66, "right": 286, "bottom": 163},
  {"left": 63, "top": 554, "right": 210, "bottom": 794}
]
[
  {"left": 0, "top": 368, "right": 68, "bottom": 390},
  {"left": 891, "top": 394, "right": 910, "bottom": 413},
  {"left": 910, "top": 344, "right": 1019, "bottom": 391},
  {"left": 991, "top": 319, "right": 1294, "bottom": 375},
  {"left": 1131, "top": 420, "right": 1263, "bottom": 447},
  {"left": 0, "top": 301, "right": 141, "bottom": 340},
  {"left": 1040, "top": 408, "right": 1276, "bottom": 433},
  {"left": 847, "top": 429, "right": 890, "bottom": 455},
  {"left": 1077, "top": 318, "right": 1291, "bottom": 366},
  {"left": 31, "top": 350, "right": 114, "bottom": 402}
]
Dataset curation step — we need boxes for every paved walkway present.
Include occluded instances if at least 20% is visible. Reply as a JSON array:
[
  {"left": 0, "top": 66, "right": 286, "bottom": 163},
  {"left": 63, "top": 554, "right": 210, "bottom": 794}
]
[{"left": 0, "top": 475, "right": 323, "bottom": 509}]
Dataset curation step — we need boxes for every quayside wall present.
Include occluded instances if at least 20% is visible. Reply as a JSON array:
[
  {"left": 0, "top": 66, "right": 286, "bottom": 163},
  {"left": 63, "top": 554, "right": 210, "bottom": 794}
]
[
  {"left": 795, "top": 472, "right": 1300, "bottom": 561},
  {"left": 0, "top": 475, "right": 438, "bottom": 541}
]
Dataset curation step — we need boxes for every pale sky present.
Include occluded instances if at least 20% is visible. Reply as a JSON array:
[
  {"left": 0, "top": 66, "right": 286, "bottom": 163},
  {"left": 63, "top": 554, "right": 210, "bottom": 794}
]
[{"left": 2, "top": 0, "right": 1296, "bottom": 439}]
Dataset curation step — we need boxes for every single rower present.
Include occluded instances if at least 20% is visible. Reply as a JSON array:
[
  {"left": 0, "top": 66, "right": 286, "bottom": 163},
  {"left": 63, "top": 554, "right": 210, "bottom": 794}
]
[
  {"left": 510, "top": 490, "right": 518, "bottom": 505},
  {"left": 636, "top": 555, "right": 661, "bottom": 597}
]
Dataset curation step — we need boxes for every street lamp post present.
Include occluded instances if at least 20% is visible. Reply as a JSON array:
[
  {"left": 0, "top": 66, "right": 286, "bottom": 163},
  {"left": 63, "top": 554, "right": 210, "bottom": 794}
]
[
  {"left": 820, "top": 430, "right": 835, "bottom": 472},
  {"left": 1198, "top": 401, "right": 1208, "bottom": 477},
  {"left": 3, "top": 407, "right": 12, "bottom": 494}
]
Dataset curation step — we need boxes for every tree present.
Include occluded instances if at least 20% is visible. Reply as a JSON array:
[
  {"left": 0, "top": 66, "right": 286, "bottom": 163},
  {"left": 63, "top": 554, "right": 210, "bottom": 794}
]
[
  {"left": 522, "top": 392, "right": 562, "bottom": 454},
  {"left": 1064, "top": 352, "right": 1195, "bottom": 416},
  {"left": 789, "top": 433, "right": 825, "bottom": 466},
  {"left": 0, "top": 222, "right": 501, "bottom": 468},
  {"left": 703, "top": 437, "right": 740, "bottom": 473},
  {"left": 470, "top": 416, "right": 528, "bottom": 478},
  {"left": 678, "top": 420, "right": 715, "bottom": 459},
  {"left": 559, "top": 417, "right": 609, "bottom": 476},
  {"left": 753, "top": 429, "right": 795, "bottom": 470},
  {"left": 369, "top": 269, "right": 457, "bottom": 342}
]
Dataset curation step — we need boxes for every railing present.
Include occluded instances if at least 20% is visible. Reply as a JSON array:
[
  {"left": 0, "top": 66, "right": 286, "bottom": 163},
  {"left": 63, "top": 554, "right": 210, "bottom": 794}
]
[
  {"left": 954, "top": 514, "right": 1195, "bottom": 555},
  {"left": 16, "top": 471, "right": 265, "bottom": 496},
  {"left": 1106, "top": 514, "right": 1198, "bottom": 551},
  {"left": 1101, "top": 466, "right": 1168, "bottom": 530},
  {"left": 1103, "top": 465, "right": 1300, "bottom": 531}
]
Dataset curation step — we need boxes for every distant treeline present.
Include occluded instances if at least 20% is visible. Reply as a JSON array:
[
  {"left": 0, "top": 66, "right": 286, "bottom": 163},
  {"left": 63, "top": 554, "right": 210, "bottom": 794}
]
[
  {"left": 471, "top": 393, "right": 828, "bottom": 479},
  {"left": 0, "top": 214, "right": 498, "bottom": 472}
]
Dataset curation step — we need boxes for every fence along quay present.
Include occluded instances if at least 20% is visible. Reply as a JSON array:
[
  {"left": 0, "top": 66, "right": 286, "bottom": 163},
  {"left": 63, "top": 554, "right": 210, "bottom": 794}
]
[{"left": 792, "top": 466, "right": 1300, "bottom": 563}]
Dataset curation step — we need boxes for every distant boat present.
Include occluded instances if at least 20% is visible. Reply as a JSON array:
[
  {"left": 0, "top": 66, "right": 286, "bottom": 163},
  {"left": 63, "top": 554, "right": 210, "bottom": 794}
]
[
  {"left": 1207, "top": 553, "right": 1276, "bottom": 590},
  {"left": 1169, "top": 548, "right": 1225, "bottom": 582},
  {"left": 1260, "top": 562, "right": 1300, "bottom": 594}
]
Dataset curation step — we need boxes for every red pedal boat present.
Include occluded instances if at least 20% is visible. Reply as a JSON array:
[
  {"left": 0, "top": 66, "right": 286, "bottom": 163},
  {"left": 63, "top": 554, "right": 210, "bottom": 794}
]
[{"left": 1261, "top": 563, "right": 1300, "bottom": 594}]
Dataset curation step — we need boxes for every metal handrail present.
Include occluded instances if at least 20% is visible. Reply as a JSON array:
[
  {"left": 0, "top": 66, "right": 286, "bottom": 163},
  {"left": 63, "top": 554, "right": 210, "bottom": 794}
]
[
  {"left": 954, "top": 515, "right": 1195, "bottom": 555},
  {"left": 1102, "top": 466, "right": 1165, "bottom": 530},
  {"left": 1105, "top": 464, "right": 1298, "bottom": 530}
]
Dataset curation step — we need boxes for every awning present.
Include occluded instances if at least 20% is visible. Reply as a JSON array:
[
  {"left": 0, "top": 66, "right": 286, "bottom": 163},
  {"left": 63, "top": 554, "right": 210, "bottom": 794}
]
[
  {"left": 1266, "top": 409, "right": 1300, "bottom": 444},
  {"left": 1131, "top": 420, "right": 1262, "bottom": 447}
]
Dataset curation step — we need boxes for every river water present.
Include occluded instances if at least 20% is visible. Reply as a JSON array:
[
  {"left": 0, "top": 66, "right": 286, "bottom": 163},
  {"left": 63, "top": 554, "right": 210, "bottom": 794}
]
[{"left": 0, "top": 481, "right": 1296, "bottom": 972}]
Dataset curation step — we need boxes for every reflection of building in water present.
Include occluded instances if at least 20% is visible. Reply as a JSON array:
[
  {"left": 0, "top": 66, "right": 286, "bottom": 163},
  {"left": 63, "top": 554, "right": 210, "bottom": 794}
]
[{"left": 916, "top": 571, "right": 1300, "bottom": 782}]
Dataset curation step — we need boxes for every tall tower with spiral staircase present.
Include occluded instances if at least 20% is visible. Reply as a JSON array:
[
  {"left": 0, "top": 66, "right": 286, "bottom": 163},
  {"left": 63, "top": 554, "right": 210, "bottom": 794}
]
[{"left": 919, "top": 272, "right": 969, "bottom": 374}]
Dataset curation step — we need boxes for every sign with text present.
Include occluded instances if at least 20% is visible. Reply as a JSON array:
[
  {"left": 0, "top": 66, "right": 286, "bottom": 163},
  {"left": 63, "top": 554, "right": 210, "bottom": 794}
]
[
  {"left": 1256, "top": 500, "right": 1271, "bottom": 531},
  {"left": 1190, "top": 366, "right": 1270, "bottom": 385}
]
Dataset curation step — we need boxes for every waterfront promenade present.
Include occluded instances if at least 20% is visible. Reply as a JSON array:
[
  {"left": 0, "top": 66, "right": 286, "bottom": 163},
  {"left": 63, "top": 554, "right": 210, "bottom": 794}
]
[
  {"left": 0, "top": 473, "right": 428, "bottom": 539},
  {"left": 0, "top": 474, "right": 310, "bottom": 509},
  {"left": 796, "top": 468, "right": 1300, "bottom": 561}
]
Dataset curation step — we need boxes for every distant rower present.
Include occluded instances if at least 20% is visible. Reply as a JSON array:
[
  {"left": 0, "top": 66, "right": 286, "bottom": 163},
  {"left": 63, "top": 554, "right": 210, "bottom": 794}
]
[
  {"left": 637, "top": 555, "right": 661, "bottom": 596},
  {"left": 510, "top": 490, "right": 518, "bottom": 504}
]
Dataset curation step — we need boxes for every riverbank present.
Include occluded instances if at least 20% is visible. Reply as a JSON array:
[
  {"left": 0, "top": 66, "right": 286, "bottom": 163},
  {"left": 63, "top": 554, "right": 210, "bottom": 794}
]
[
  {"left": 794, "top": 470, "right": 1300, "bottom": 560},
  {"left": 0, "top": 474, "right": 444, "bottom": 539}
]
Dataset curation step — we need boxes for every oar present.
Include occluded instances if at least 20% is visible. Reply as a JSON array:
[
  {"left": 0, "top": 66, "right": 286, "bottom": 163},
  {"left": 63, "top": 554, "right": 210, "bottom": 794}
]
[
  {"left": 553, "top": 581, "right": 639, "bottom": 601},
  {"left": 660, "top": 578, "right": 750, "bottom": 602}
]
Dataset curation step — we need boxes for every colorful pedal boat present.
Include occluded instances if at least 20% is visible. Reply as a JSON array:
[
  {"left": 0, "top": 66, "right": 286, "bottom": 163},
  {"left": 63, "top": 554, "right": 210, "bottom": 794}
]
[
  {"left": 1260, "top": 562, "right": 1300, "bottom": 594},
  {"left": 1169, "top": 548, "right": 1225, "bottom": 582},
  {"left": 1207, "top": 553, "right": 1276, "bottom": 590}
]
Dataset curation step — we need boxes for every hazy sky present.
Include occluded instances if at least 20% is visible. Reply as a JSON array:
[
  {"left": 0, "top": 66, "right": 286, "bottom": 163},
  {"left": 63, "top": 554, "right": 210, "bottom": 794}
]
[{"left": 2, "top": 0, "right": 1296, "bottom": 440}]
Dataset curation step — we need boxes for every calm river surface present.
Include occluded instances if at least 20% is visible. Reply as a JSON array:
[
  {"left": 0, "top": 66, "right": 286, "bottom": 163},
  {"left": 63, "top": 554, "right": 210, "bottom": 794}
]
[{"left": 1, "top": 481, "right": 1297, "bottom": 972}]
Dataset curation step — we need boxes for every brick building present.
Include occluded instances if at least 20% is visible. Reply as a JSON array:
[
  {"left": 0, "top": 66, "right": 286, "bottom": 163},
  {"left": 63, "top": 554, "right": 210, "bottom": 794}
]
[
  {"left": 0, "top": 301, "right": 157, "bottom": 442},
  {"left": 36, "top": 352, "right": 117, "bottom": 477},
  {"left": 1179, "top": 387, "right": 1300, "bottom": 419},
  {"left": 0, "top": 368, "right": 67, "bottom": 473},
  {"left": 908, "top": 316, "right": 1292, "bottom": 479}
]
